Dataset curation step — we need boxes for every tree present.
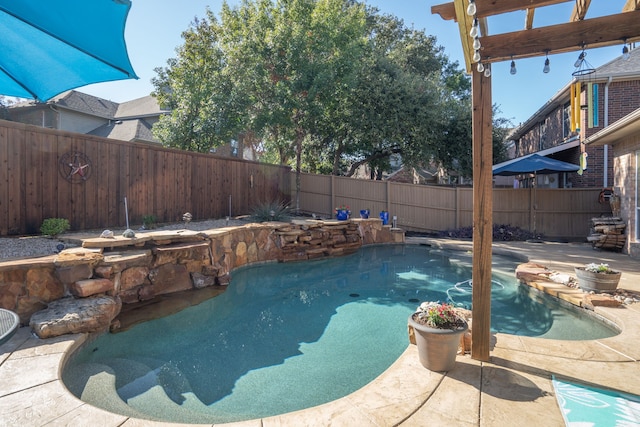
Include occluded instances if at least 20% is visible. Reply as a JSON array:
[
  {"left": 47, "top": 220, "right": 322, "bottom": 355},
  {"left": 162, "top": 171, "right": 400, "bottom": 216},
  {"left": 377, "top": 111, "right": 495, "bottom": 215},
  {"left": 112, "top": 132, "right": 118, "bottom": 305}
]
[
  {"left": 152, "top": 14, "right": 249, "bottom": 152},
  {"left": 151, "top": 0, "right": 508, "bottom": 188},
  {"left": 302, "top": 9, "right": 473, "bottom": 179},
  {"left": 153, "top": 0, "right": 368, "bottom": 210}
]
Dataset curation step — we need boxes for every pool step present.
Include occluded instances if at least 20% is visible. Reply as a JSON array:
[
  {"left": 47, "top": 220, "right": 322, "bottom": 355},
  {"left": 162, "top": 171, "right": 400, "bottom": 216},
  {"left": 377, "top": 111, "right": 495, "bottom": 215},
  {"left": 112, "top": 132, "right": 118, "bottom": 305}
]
[
  {"left": 105, "top": 356, "right": 214, "bottom": 423},
  {"left": 62, "top": 361, "right": 149, "bottom": 419}
]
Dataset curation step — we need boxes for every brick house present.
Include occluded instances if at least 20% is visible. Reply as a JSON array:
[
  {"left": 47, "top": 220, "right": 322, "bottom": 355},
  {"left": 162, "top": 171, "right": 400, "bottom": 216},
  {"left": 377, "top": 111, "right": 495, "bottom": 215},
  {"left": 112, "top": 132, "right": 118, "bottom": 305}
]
[
  {"left": 498, "top": 47, "right": 640, "bottom": 190},
  {"left": 584, "top": 107, "right": 640, "bottom": 257}
]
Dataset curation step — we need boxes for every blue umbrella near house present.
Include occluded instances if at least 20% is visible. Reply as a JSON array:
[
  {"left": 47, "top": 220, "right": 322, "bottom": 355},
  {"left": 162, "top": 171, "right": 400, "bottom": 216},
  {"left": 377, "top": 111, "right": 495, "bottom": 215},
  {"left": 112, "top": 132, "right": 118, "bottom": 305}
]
[
  {"left": 493, "top": 154, "right": 580, "bottom": 239},
  {"left": 492, "top": 154, "right": 580, "bottom": 176},
  {"left": 0, "top": 0, "right": 138, "bottom": 102}
]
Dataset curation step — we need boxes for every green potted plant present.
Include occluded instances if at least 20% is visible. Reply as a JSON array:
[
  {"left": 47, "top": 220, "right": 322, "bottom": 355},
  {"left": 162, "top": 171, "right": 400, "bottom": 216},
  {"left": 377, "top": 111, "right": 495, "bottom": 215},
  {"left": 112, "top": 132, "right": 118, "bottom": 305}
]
[
  {"left": 574, "top": 262, "right": 622, "bottom": 293},
  {"left": 408, "top": 301, "right": 468, "bottom": 372}
]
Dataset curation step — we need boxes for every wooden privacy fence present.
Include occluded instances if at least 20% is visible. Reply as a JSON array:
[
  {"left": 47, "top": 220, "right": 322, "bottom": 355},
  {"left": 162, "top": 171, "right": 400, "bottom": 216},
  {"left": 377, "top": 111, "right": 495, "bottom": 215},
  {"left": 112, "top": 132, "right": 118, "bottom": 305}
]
[
  {"left": 296, "top": 173, "right": 611, "bottom": 240},
  {"left": 0, "top": 120, "right": 291, "bottom": 236}
]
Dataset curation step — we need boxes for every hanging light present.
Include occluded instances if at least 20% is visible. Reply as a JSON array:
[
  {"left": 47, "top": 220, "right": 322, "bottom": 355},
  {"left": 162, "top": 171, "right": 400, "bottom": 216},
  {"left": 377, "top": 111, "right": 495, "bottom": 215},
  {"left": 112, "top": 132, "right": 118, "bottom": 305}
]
[
  {"left": 622, "top": 38, "right": 631, "bottom": 61},
  {"left": 476, "top": 62, "right": 484, "bottom": 73},
  {"left": 466, "top": 0, "right": 476, "bottom": 16},
  {"left": 484, "top": 64, "right": 491, "bottom": 77},
  {"left": 572, "top": 47, "right": 595, "bottom": 77},
  {"left": 574, "top": 51, "right": 585, "bottom": 68},
  {"left": 473, "top": 49, "right": 481, "bottom": 63},
  {"left": 543, "top": 51, "right": 550, "bottom": 74},
  {"left": 510, "top": 58, "right": 517, "bottom": 75},
  {"left": 473, "top": 37, "right": 481, "bottom": 50},
  {"left": 469, "top": 18, "right": 479, "bottom": 38}
]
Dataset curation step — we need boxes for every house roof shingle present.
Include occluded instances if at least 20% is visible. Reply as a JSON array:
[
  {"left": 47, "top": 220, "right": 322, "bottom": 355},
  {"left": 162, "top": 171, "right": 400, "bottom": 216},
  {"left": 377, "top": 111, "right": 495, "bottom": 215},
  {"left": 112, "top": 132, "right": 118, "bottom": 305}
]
[
  {"left": 88, "top": 119, "right": 156, "bottom": 143},
  {"left": 115, "top": 95, "right": 169, "bottom": 119},
  {"left": 49, "top": 90, "right": 120, "bottom": 118}
]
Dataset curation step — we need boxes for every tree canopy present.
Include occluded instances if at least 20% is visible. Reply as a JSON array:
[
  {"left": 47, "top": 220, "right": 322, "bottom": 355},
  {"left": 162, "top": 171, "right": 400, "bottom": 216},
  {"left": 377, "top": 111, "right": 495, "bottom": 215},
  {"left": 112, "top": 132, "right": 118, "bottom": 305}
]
[{"left": 152, "top": 0, "right": 509, "bottom": 185}]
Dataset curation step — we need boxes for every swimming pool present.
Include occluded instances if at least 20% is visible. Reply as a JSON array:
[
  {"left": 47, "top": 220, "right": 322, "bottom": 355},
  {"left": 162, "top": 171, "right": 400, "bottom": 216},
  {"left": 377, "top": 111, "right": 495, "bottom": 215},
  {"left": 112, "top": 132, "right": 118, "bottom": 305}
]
[{"left": 62, "top": 244, "right": 618, "bottom": 424}]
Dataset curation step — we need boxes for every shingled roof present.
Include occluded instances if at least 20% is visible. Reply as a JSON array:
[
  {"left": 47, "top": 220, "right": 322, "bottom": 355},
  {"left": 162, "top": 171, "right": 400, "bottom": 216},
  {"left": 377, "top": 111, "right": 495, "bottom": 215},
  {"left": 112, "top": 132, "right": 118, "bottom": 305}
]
[
  {"left": 9, "top": 90, "right": 168, "bottom": 143},
  {"left": 88, "top": 119, "right": 156, "bottom": 143},
  {"left": 596, "top": 46, "right": 640, "bottom": 76},
  {"left": 115, "top": 95, "right": 169, "bottom": 119},
  {"left": 48, "top": 90, "right": 120, "bottom": 118}
]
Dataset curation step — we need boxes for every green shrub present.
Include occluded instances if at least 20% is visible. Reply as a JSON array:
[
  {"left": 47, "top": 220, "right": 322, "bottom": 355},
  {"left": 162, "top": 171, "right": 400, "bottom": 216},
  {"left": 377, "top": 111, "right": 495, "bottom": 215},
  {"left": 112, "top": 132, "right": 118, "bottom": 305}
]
[
  {"left": 142, "top": 214, "right": 157, "bottom": 229},
  {"left": 40, "top": 218, "right": 70, "bottom": 237},
  {"left": 250, "top": 201, "right": 291, "bottom": 222}
]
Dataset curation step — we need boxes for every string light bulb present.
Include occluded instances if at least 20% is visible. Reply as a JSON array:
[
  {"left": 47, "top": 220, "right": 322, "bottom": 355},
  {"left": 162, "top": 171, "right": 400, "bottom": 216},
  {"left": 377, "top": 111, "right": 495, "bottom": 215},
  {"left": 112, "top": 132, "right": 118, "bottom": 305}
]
[
  {"left": 466, "top": 0, "right": 476, "bottom": 16},
  {"left": 622, "top": 45, "right": 630, "bottom": 61},
  {"left": 510, "top": 59, "right": 517, "bottom": 75},
  {"left": 469, "top": 18, "right": 479, "bottom": 38},
  {"left": 574, "top": 51, "right": 585, "bottom": 68},
  {"left": 622, "top": 38, "right": 631, "bottom": 61},
  {"left": 476, "top": 62, "right": 484, "bottom": 73},
  {"left": 484, "top": 64, "right": 491, "bottom": 77},
  {"left": 543, "top": 51, "right": 550, "bottom": 73},
  {"left": 473, "top": 50, "right": 481, "bottom": 63},
  {"left": 473, "top": 37, "right": 481, "bottom": 50}
]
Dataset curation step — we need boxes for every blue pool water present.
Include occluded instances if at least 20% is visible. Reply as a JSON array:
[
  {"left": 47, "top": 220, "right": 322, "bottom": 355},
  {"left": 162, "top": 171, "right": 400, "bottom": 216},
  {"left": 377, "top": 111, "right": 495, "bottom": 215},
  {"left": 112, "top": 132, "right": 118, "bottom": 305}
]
[{"left": 63, "top": 244, "right": 618, "bottom": 424}]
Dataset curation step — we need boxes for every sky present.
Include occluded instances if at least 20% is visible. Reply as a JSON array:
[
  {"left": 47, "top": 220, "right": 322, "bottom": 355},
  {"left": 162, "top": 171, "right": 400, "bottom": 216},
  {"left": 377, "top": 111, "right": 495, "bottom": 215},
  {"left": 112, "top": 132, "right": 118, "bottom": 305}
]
[{"left": 80, "top": 0, "right": 627, "bottom": 126}]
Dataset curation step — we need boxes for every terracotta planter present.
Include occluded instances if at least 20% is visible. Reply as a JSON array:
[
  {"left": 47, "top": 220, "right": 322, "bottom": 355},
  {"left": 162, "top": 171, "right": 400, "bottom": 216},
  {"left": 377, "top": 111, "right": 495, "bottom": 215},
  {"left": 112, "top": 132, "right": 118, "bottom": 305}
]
[
  {"left": 574, "top": 267, "right": 621, "bottom": 293},
  {"left": 408, "top": 314, "right": 468, "bottom": 372}
]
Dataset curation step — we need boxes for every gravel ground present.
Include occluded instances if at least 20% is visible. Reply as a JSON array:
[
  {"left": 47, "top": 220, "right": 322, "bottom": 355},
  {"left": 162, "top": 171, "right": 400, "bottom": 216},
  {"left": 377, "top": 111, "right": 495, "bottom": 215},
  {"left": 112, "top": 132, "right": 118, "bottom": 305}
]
[{"left": 0, "top": 218, "right": 249, "bottom": 261}]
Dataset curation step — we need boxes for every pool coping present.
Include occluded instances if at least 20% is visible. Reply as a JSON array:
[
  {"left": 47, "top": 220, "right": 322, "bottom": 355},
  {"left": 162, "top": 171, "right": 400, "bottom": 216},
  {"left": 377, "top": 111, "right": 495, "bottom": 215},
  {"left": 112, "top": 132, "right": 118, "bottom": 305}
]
[{"left": 1, "top": 240, "right": 639, "bottom": 426}]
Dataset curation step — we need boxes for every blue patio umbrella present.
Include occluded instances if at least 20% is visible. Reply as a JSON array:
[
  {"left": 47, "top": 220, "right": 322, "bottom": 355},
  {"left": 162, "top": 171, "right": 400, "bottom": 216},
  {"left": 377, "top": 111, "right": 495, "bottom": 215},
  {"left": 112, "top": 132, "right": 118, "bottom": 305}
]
[
  {"left": 0, "top": 0, "right": 138, "bottom": 101},
  {"left": 493, "top": 154, "right": 579, "bottom": 238},
  {"left": 492, "top": 154, "right": 580, "bottom": 176}
]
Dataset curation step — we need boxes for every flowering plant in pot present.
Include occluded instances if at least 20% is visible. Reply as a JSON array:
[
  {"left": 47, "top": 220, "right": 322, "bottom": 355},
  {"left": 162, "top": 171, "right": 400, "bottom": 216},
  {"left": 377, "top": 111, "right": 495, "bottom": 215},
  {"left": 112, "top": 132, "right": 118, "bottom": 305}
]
[
  {"left": 574, "top": 263, "right": 621, "bottom": 293},
  {"left": 408, "top": 301, "right": 468, "bottom": 372}
]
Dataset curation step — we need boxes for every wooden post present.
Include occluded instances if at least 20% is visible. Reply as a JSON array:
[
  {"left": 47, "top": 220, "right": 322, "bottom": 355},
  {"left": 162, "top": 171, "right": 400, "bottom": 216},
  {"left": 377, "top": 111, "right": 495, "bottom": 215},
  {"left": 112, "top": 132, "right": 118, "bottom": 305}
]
[{"left": 471, "top": 66, "right": 493, "bottom": 362}]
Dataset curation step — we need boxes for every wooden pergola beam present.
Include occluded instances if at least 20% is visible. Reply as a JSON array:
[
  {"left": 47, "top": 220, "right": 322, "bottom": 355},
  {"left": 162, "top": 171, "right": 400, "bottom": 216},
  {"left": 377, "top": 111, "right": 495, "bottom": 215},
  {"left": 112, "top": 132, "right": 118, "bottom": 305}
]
[
  {"left": 623, "top": 0, "right": 639, "bottom": 12},
  {"left": 470, "top": 68, "right": 493, "bottom": 362},
  {"left": 570, "top": 0, "right": 591, "bottom": 21},
  {"left": 432, "top": 0, "right": 573, "bottom": 21},
  {"left": 525, "top": 8, "right": 535, "bottom": 29},
  {"left": 478, "top": 10, "right": 640, "bottom": 63}
]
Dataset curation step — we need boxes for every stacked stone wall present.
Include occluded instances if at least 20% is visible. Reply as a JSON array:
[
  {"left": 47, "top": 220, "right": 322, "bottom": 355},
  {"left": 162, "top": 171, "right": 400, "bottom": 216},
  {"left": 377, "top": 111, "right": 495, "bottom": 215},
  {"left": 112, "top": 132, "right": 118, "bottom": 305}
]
[{"left": 0, "top": 219, "right": 404, "bottom": 337}]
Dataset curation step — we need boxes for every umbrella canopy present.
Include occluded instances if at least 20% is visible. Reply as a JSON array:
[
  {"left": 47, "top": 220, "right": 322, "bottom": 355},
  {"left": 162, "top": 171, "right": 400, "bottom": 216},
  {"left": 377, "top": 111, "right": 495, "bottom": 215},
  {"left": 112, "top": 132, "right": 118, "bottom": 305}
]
[
  {"left": 493, "top": 154, "right": 580, "bottom": 176},
  {"left": 0, "top": 0, "right": 138, "bottom": 101}
]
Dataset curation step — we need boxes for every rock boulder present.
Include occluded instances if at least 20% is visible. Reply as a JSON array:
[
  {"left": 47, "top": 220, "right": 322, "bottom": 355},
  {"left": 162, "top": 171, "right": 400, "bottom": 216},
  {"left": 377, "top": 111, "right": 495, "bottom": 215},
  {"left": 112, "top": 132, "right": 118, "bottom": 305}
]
[{"left": 30, "top": 296, "right": 121, "bottom": 338}]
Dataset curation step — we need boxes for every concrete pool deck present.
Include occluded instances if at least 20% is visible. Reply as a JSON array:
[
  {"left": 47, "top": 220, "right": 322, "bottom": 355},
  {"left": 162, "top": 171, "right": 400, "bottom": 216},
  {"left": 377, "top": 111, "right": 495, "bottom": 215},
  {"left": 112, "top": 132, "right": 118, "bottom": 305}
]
[{"left": 1, "top": 239, "right": 639, "bottom": 426}]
